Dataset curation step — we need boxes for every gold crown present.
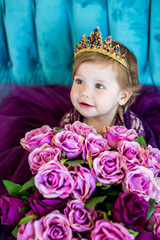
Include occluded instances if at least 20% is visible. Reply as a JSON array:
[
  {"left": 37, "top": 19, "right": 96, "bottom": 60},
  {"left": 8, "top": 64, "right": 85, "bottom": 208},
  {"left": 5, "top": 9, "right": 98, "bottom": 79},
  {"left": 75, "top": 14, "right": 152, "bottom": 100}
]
[{"left": 74, "top": 27, "right": 128, "bottom": 69}]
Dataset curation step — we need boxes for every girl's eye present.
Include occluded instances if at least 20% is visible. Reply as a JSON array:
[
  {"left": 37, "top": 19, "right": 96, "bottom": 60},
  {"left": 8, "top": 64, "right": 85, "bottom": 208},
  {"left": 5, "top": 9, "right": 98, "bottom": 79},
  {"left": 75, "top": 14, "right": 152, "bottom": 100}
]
[
  {"left": 75, "top": 79, "right": 83, "bottom": 85},
  {"left": 95, "top": 83, "right": 104, "bottom": 89}
]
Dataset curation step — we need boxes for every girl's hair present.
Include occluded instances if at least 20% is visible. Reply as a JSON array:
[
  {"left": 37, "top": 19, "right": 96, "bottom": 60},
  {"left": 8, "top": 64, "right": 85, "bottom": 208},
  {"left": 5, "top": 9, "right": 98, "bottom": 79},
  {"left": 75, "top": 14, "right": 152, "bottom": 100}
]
[{"left": 72, "top": 40, "right": 142, "bottom": 110}]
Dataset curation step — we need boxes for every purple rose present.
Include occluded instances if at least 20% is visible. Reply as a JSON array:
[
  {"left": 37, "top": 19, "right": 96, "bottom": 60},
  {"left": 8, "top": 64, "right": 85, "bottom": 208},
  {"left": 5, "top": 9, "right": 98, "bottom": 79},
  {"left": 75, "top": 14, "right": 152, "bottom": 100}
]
[
  {"left": 92, "top": 150, "right": 126, "bottom": 185},
  {"left": 0, "top": 195, "right": 26, "bottom": 225},
  {"left": 35, "top": 160, "right": 75, "bottom": 199},
  {"left": 91, "top": 219, "right": 135, "bottom": 240},
  {"left": 103, "top": 125, "right": 138, "bottom": 148},
  {"left": 144, "top": 145, "right": 160, "bottom": 175},
  {"left": 118, "top": 140, "right": 145, "bottom": 167},
  {"left": 34, "top": 210, "right": 72, "bottom": 240},
  {"left": 122, "top": 165, "right": 157, "bottom": 201},
  {"left": 71, "top": 239, "right": 88, "bottom": 240},
  {"left": 69, "top": 165, "right": 96, "bottom": 201},
  {"left": 29, "top": 190, "right": 66, "bottom": 216},
  {"left": 28, "top": 146, "right": 61, "bottom": 174},
  {"left": 20, "top": 125, "right": 55, "bottom": 152},
  {"left": 65, "top": 120, "right": 97, "bottom": 137},
  {"left": 112, "top": 192, "right": 149, "bottom": 231},
  {"left": 64, "top": 199, "right": 97, "bottom": 232},
  {"left": 135, "top": 232, "right": 156, "bottom": 240},
  {"left": 53, "top": 129, "right": 84, "bottom": 159},
  {"left": 17, "top": 211, "right": 36, "bottom": 240},
  {"left": 82, "top": 133, "right": 110, "bottom": 163}
]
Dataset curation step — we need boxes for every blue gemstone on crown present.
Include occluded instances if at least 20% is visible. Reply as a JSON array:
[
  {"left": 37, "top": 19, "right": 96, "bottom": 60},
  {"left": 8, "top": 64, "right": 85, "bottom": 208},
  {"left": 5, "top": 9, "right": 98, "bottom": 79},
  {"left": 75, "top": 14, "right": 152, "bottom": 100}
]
[{"left": 115, "top": 46, "right": 119, "bottom": 52}]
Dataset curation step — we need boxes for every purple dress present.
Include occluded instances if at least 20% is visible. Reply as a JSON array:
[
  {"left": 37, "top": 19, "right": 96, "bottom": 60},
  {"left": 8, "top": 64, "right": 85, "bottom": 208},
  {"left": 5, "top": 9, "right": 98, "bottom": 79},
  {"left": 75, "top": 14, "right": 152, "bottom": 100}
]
[{"left": 0, "top": 83, "right": 160, "bottom": 239}]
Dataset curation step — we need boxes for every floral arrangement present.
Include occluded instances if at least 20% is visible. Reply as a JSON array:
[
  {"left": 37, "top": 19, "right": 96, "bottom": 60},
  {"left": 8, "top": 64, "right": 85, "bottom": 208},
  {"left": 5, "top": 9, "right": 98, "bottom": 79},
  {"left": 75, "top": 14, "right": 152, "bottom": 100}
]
[{"left": 0, "top": 121, "right": 160, "bottom": 240}]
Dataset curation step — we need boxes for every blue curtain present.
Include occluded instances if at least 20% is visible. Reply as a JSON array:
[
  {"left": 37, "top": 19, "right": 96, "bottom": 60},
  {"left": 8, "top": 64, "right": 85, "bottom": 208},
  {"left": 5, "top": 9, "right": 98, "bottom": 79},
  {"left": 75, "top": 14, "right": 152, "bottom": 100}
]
[{"left": 0, "top": 0, "right": 159, "bottom": 86}]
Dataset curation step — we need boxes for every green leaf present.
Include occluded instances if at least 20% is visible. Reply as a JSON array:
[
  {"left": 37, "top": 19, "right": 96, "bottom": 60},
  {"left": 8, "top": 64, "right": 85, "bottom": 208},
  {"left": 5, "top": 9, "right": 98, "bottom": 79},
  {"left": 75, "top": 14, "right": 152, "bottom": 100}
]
[
  {"left": 102, "top": 184, "right": 111, "bottom": 190},
  {"left": 54, "top": 127, "right": 62, "bottom": 132},
  {"left": 19, "top": 206, "right": 29, "bottom": 213},
  {"left": 18, "top": 215, "right": 38, "bottom": 225},
  {"left": 62, "top": 152, "right": 66, "bottom": 158},
  {"left": 96, "top": 181, "right": 103, "bottom": 187},
  {"left": 12, "top": 225, "right": 20, "bottom": 238},
  {"left": 107, "top": 190, "right": 121, "bottom": 196},
  {"left": 20, "top": 177, "right": 35, "bottom": 192},
  {"left": 103, "top": 211, "right": 108, "bottom": 221},
  {"left": 61, "top": 158, "right": 69, "bottom": 164},
  {"left": 76, "top": 232, "right": 82, "bottom": 238},
  {"left": 106, "top": 201, "right": 114, "bottom": 213},
  {"left": 88, "top": 152, "right": 92, "bottom": 169},
  {"left": 128, "top": 228, "right": 139, "bottom": 237},
  {"left": 2, "top": 180, "right": 22, "bottom": 196},
  {"left": 65, "top": 159, "right": 84, "bottom": 166},
  {"left": 135, "top": 135, "right": 147, "bottom": 147},
  {"left": 147, "top": 199, "right": 155, "bottom": 220},
  {"left": 85, "top": 195, "right": 107, "bottom": 209}
]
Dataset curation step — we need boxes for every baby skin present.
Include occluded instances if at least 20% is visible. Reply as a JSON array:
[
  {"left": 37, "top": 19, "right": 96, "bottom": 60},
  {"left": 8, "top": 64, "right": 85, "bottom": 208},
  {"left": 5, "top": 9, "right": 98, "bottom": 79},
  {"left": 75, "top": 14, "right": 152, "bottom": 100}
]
[{"left": 70, "top": 61, "right": 131, "bottom": 135}]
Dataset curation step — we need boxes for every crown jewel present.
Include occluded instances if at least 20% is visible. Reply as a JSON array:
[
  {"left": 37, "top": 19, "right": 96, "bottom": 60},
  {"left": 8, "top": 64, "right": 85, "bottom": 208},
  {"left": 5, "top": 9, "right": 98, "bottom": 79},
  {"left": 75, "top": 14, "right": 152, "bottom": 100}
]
[{"left": 74, "top": 27, "right": 128, "bottom": 69}]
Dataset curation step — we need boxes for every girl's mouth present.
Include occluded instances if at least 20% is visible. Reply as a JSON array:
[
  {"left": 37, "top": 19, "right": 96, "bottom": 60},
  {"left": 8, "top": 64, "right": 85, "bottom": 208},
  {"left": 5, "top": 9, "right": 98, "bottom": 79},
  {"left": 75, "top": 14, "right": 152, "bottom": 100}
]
[{"left": 79, "top": 102, "right": 94, "bottom": 108}]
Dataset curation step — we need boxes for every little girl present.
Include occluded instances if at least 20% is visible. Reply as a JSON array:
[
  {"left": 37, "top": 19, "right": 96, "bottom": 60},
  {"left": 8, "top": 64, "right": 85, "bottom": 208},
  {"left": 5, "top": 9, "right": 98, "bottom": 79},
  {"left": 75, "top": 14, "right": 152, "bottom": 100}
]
[
  {"left": 60, "top": 27, "right": 157, "bottom": 146},
  {"left": 0, "top": 27, "right": 158, "bottom": 199}
]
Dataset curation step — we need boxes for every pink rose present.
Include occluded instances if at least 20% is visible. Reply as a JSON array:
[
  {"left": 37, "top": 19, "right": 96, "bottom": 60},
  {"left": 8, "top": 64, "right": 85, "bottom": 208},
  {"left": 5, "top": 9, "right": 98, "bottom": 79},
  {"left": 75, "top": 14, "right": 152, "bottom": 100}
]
[
  {"left": 64, "top": 199, "right": 97, "bottom": 232},
  {"left": 69, "top": 165, "right": 96, "bottom": 201},
  {"left": 17, "top": 211, "right": 36, "bottom": 240},
  {"left": 147, "top": 202, "right": 160, "bottom": 232},
  {"left": 122, "top": 165, "right": 157, "bottom": 201},
  {"left": 53, "top": 129, "right": 84, "bottom": 159},
  {"left": 118, "top": 140, "right": 145, "bottom": 167},
  {"left": 20, "top": 125, "right": 55, "bottom": 152},
  {"left": 34, "top": 210, "right": 72, "bottom": 240},
  {"left": 0, "top": 195, "right": 26, "bottom": 225},
  {"left": 92, "top": 150, "right": 126, "bottom": 185},
  {"left": 28, "top": 146, "right": 61, "bottom": 174},
  {"left": 91, "top": 219, "right": 135, "bottom": 240},
  {"left": 143, "top": 145, "right": 160, "bottom": 175},
  {"left": 103, "top": 125, "right": 138, "bottom": 148},
  {"left": 35, "top": 160, "right": 75, "bottom": 199},
  {"left": 82, "top": 133, "right": 110, "bottom": 163},
  {"left": 154, "top": 218, "right": 160, "bottom": 239},
  {"left": 65, "top": 121, "right": 97, "bottom": 137},
  {"left": 154, "top": 177, "right": 160, "bottom": 203}
]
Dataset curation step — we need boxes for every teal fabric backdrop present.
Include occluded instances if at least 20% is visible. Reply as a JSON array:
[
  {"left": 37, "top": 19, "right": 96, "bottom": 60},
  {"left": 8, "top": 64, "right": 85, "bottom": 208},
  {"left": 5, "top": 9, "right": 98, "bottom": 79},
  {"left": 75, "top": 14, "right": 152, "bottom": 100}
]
[{"left": 0, "top": 0, "right": 160, "bottom": 86}]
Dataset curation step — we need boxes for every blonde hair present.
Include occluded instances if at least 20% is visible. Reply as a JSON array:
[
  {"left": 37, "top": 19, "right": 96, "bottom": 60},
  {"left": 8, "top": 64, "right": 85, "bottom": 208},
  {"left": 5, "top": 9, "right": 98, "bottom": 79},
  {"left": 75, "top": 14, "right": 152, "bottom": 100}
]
[{"left": 72, "top": 40, "right": 142, "bottom": 110}]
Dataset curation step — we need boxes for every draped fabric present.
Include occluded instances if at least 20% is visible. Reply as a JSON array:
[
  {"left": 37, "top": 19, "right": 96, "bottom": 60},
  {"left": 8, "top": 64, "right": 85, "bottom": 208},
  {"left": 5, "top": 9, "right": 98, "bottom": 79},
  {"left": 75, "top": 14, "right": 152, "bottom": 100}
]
[{"left": 0, "top": 0, "right": 160, "bottom": 86}]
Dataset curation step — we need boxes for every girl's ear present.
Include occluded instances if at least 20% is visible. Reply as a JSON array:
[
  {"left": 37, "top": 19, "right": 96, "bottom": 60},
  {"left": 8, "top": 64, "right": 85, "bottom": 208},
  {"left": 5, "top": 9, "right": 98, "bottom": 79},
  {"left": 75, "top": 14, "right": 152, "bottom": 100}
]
[{"left": 119, "top": 89, "right": 132, "bottom": 106}]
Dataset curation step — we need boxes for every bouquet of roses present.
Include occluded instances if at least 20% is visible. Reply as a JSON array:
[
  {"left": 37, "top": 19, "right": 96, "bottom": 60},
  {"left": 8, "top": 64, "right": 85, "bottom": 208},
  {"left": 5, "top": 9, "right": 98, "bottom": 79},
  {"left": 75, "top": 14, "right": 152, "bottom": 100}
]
[{"left": 0, "top": 121, "right": 160, "bottom": 240}]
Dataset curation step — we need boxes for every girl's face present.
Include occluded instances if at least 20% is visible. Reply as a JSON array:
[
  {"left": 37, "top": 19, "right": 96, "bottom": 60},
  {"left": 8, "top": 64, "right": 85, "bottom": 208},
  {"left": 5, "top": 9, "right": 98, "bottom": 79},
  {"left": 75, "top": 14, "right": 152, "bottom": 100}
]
[{"left": 71, "top": 62, "right": 130, "bottom": 125}]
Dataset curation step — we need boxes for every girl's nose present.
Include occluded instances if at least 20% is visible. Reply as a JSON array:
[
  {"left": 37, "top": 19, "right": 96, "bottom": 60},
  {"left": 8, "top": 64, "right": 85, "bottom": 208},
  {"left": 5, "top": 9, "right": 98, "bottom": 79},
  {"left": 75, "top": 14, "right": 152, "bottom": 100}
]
[{"left": 80, "top": 86, "right": 90, "bottom": 97}]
